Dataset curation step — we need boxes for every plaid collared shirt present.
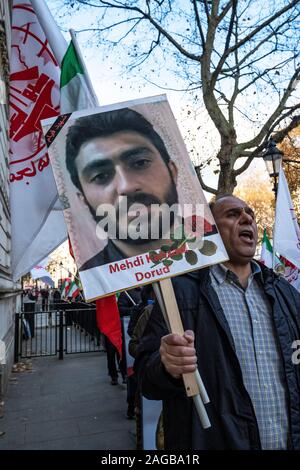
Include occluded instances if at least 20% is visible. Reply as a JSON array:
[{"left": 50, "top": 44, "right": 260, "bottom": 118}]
[{"left": 210, "top": 262, "right": 289, "bottom": 450}]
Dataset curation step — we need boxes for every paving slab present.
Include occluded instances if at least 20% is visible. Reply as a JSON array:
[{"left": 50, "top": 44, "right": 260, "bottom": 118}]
[{"left": 0, "top": 353, "right": 135, "bottom": 450}]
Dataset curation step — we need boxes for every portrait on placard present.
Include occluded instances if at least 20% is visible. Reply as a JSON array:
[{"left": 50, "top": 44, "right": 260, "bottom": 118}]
[{"left": 42, "top": 95, "right": 228, "bottom": 301}]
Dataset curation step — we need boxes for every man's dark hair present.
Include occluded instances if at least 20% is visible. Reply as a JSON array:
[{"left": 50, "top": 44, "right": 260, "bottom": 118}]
[{"left": 66, "top": 107, "right": 172, "bottom": 190}]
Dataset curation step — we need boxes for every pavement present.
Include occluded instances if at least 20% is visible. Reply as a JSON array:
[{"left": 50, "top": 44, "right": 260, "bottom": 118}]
[{"left": 0, "top": 352, "right": 136, "bottom": 450}]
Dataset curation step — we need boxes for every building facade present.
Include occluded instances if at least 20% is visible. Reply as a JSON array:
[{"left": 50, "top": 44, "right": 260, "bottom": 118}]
[{"left": 0, "top": 0, "right": 20, "bottom": 397}]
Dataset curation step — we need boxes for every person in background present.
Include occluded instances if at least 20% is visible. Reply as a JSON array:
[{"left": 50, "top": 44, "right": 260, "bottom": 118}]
[
  {"left": 22, "top": 289, "right": 36, "bottom": 338},
  {"left": 127, "top": 284, "right": 155, "bottom": 447},
  {"left": 52, "top": 289, "right": 61, "bottom": 305},
  {"left": 40, "top": 287, "right": 49, "bottom": 311},
  {"left": 105, "top": 288, "right": 141, "bottom": 387}
]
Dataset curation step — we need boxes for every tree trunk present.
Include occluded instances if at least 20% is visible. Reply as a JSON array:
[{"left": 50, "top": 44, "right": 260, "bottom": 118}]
[
  {"left": 217, "top": 162, "right": 236, "bottom": 196},
  {"left": 215, "top": 136, "right": 237, "bottom": 196}
]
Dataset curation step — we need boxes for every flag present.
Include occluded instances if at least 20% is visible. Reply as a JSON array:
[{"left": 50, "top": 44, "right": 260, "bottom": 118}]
[
  {"left": 96, "top": 296, "right": 122, "bottom": 358},
  {"left": 9, "top": 0, "right": 66, "bottom": 280},
  {"left": 260, "top": 228, "right": 283, "bottom": 272},
  {"left": 260, "top": 229, "right": 273, "bottom": 269},
  {"left": 68, "top": 280, "right": 80, "bottom": 299},
  {"left": 60, "top": 278, "right": 71, "bottom": 298},
  {"left": 9, "top": 0, "right": 98, "bottom": 281},
  {"left": 273, "top": 167, "right": 300, "bottom": 270},
  {"left": 280, "top": 255, "right": 300, "bottom": 292},
  {"left": 259, "top": 228, "right": 300, "bottom": 292},
  {"left": 68, "top": 236, "right": 75, "bottom": 260},
  {"left": 60, "top": 40, "right": 96, "bottom": 113},
  {"left": 30, "top": 256, "right": 54, "bottom": 287},
  {"left": 31, "top": 0, "right": 97, "bottom": 112}
]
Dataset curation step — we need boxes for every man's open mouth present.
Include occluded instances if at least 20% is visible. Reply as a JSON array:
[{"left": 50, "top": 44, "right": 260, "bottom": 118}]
[{"left": 239, "top": 229, "right": 254, "bottom": 241}]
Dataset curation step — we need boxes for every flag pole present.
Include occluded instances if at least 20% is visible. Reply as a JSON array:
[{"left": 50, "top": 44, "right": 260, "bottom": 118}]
[
  {"left": 124, "top": 290, "right": 136, "bottom": 306},
  {"left": 154, "top": 279, "right": 211, "bottom": 429},
  {"left": 69, "top": 29, "right": 99, "bottom": 106},
  {"left": 30, "top": 0, "right": 68, "bottom": 65},
  {"left": 272, "top": 223, "right": 276, "bottom": 271}
]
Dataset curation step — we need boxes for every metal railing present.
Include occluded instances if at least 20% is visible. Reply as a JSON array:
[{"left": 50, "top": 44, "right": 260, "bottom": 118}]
[{"left": 15, "top": 303, "right": 105, "bottom": 361}]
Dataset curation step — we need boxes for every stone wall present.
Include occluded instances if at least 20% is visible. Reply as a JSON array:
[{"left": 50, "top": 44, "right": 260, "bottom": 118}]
[{"left": 0, "top": 0, "right": 20, "bottom": 398}]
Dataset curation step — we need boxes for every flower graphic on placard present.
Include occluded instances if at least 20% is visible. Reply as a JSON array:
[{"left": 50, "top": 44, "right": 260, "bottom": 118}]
[{"left": 148, "top": 215, "right": 218, "bottom": 268}]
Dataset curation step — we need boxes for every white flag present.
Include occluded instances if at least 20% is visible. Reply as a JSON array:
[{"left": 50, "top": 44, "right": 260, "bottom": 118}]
[
  {"left": 273, "top": 166, "right": 300, "bottom": 270},
  {"left": 280, "top": 255, "right": 300, "bottom": 292},
  {"left": 9, "top": 0, "right": 66, "bottom": 281},
  {"left": 9, "top": 0, "right": 98, "bottom": 281},
  {"left": 31, "top": 257, "right": 54, "bottom": 287}
]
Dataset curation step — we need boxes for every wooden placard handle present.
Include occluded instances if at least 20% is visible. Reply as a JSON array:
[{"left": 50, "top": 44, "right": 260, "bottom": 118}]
[{"left": 158, "top": 278, "right": 199, "bottom": 397}]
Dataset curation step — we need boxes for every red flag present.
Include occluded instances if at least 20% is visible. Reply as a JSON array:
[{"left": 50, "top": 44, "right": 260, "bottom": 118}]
[
  {"left": 68, "top": 236, "right": 75, "bottom": 260},
  {"left": 96, "top": 296, "right": 122, "bottom": 358}
]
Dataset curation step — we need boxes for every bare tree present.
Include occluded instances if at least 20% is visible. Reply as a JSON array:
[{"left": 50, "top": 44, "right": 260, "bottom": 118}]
[{"left": 59, "top": 0, "right": 300, "bottom": 195}]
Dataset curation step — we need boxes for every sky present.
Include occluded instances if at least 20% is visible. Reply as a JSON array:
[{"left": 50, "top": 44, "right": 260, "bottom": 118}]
[{"left": 46, "top": 0, "right": 274, "bottom": 194}]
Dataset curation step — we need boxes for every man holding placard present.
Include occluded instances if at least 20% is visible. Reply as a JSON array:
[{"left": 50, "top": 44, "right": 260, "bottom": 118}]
[{"left": 136, "top": 195, "right": 300, "bottom": 450}]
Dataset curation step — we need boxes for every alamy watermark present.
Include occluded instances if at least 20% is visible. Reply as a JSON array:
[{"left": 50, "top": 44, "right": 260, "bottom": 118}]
[
  {"left": 292, "top": 340, "right": 300, "bottom": 365},
  {"left": 94, "top": 199, "right": 207, "bottom": 244}
]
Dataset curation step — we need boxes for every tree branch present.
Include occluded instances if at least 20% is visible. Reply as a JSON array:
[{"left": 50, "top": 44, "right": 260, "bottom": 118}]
[
  {"left": 223, "top": 0, "right": 237, "bottom": 54},
  {"left": 217, "top": 1, "right": 233, "bottom": 22},
  {"left": 228, "top": 18, "right": 240, "bottom": 126},
  {"left": 234, "top": 113, "right": 300, "bottom": 176},
  {"left": 200, "top": 0, "right": 235, "bottom": 138},
  {"left": 194, "top": 165, "right": 217, "bottom": 195},
  {"left": 237, "top": 66, "right": 300, "bottom": 151},
  {"left": 270, "top": 115, "right": 300, "bottom": 143},
  {"left": 212, "top": 0, "right": 300, "bottom": 85},
  {"left": 202, "top": 0, "right": 211, "bottom": 23},
  {"left": 93, "top": 0, "right": 202, "bottom": 61},
  {"left": 192, "top": 0, "right": 205, "bottom": 48},
  {"left": 221, "top": 24, "right": 289, "bottom": 75},
  {"left": 234, "top": 150, "right": 262, "bottom": 176}
]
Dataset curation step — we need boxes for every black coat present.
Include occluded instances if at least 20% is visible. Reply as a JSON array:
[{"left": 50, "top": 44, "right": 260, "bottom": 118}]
[
  {"left": 118, "top": 288, "right": 141, "bottom": 317},
  {"left": 135, "top": 264, "right": 300, "bottom": 450}
]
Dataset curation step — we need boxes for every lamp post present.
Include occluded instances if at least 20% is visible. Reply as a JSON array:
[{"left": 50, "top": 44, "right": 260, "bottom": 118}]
[
  {"left": 262, "top": 140, "right": 283, "bottom": 198},
  {"left": 59, "top": 261, "right": 63, "bottom": 287}
]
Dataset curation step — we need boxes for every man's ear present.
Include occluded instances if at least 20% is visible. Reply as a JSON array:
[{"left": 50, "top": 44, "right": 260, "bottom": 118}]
[
  {"left": 77, "top": 191, "right": 89, "bottom": 209},
  {"left": 168, "top": 160, "right": 178, "bottom": 184}
]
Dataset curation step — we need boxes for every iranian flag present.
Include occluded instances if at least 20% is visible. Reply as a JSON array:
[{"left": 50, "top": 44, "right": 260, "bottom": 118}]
[
  {"left": 10, "top": 0, "right": 98, "bottom": 281},
  {"left": 260, "top": 229, "right": 273, "bottom": 269},
  {"left": 31, "top": 0, "right": 98, "bottom": 112},
  {"left": 260, "top": 228, "right": 284, "bottom": 273},
  {"left": 68, "top": 280, "right": 80, "bottom": 299},
  {"left": 60, "top": 38, "right": 97, "bottom": 113},
  {"left": 60, "top": 278, "right": 71, "bottom": 298},
  {"left": 260, "top": 232, "right": 300, "bottom": 292}
]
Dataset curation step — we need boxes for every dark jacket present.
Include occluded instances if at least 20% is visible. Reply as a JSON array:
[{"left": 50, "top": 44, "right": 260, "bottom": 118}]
[
  {"left": 128, "top": 301, "right": 149, "bottom": 337},
  {"left": 135, "top": 264, "right": 300, "bottom": 450},
  {"left": 118, "top": 289, "right": 141, "bottom": 317},
  {"left": 129, "top": 304, "right": 153, "bottom": 358}
]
